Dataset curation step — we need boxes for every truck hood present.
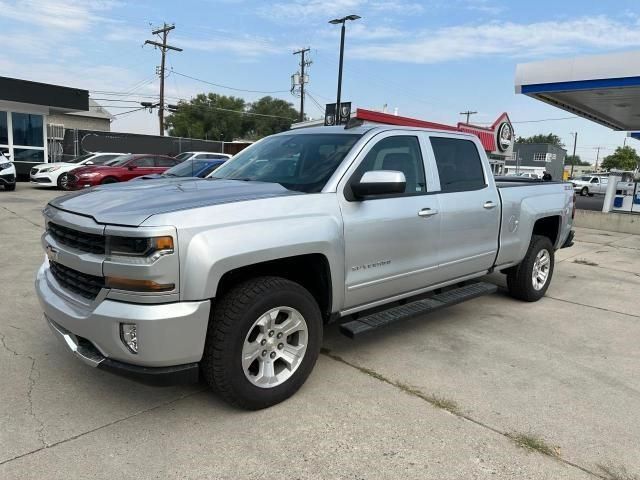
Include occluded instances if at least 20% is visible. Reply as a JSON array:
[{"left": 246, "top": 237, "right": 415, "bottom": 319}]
[{"left": 48, "top": 178, "right": 301, "bottom": 226}]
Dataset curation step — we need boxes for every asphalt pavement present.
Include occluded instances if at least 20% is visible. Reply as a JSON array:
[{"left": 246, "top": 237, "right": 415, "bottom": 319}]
[{"left": 575, "top": 194, "right": 605, "bottom": 211}]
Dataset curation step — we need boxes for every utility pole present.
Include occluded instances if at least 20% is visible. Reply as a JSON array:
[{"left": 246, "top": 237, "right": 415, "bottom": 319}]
[
  {"left": 460, "top": 110, "right": 478, "bottom": 124},
  {"left": 145, "top": 23, "right": 182, "bottom": 136},
  {"left": 594, "top": 146, "right": 602, "bottom": 171},
  {"left": 570, "top": 132, "right": 578, "bottom": 178},
  {"left": 292, "top": 47, "right": 311, "bottom": 122}
]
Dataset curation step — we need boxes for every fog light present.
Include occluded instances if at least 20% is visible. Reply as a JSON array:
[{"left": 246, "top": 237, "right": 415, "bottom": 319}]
[{"left": 120, "top": 323, "right": 138, "bottom": 354}]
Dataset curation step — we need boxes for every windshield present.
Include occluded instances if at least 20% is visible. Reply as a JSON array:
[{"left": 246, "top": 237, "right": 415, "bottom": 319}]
[
  {"left": 164, "top": 159, "right": 221, "bottom": 177},
  {"left": 580, "top": 176, "right": 592, "bottom": 181},
  {"left": 68, "top": 153, "right": 95, "bottom": 164},
  {"left": 175, "top": 152, "right": 193, "bottom": 161},
  {"left": 211, "top": 133, "right": 361, "bottom": 193}
]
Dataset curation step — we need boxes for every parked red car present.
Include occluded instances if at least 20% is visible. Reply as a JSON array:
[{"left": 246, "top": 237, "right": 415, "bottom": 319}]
[{"left": 66, "top": 154, "right": 181, "bottom": 190}]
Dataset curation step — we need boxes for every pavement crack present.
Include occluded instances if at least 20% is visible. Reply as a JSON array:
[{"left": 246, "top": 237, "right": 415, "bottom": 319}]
[
  {"left": 0, "top": 388, "right": 207, "bottom": 467},
  {"left": 0, "top": 332, "right": 47, "bottom": 449},
  {"left": 321, "top": 348, "right": 606, "bottom": 479},
  {"left": 0, "top": 204, "right": 42, "bottom": 229},
  {"left": 546, "top": 295, "right": 640, "bottom": 320}
]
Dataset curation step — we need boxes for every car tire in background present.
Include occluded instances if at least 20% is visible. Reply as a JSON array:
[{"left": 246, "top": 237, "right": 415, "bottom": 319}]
[
  {"left": 580, "top": 187, "right": 589, "bottom": 196},
  {"left": 101, "top": 177, "right": 118, "bottom": 184},
  {"left": 506, "top": 235, "right": 555, "bottom": 302},
  {"left": 200, "top": 276, "right": 322, "bottom": 410},
  {"left": 57, "top": 173, "right": 70, "bottom": 190},
  {"left": 4, "top": 183, "right": 16, "bottom": 191}
]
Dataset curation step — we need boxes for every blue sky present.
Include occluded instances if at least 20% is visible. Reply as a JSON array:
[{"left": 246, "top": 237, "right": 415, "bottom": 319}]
[{"left": 2, "top": 0, "right": 640, "bottom": 163}]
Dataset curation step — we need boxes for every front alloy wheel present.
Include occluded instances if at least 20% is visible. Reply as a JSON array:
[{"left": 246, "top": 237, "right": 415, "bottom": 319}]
[
  {"left": 201, "top": 276, "right": 322, "bottom": 409},
  {"left": 242, "top": 306, "right": 308, "bottom": 388}
]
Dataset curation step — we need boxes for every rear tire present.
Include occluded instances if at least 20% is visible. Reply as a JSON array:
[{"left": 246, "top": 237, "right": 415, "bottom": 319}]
[
  {"left": 101, "top": 177, "right": 118, "bottom": 184},
  {"left": 201, "top": 276, "right": 322, "bottom": 410},
  {"left": 506, "top": 235, "right": 554, "bottom": 302}
]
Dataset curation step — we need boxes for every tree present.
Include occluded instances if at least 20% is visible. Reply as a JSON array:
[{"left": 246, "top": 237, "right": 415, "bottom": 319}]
[
  {"left": 564, "top": 155, "right": 591, "bottom": 166},
  {"left": 243, "top": 96, "right": 299, "bottom": 140},
  {"left": 166, "top": 93, "right": 247, "bottom": 141},
  {"left": 516, "top": 133, "right": 565, "bottom": 148},
  {"left": 600, "top": 146, "right": 640, "bottom": 171},
  {"left": 166, "top": 93, "right": 299, "bottom": 141}
]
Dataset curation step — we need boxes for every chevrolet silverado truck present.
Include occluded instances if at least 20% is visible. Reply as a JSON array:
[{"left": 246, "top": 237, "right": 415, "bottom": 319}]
[{"left": 36, "top": 125, "right": 575, "bottom": 409}]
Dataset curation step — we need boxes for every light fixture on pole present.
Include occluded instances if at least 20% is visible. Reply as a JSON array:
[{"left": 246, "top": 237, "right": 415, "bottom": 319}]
[{"left": 329, "top": 14, "right": 360, "bottom": 125}]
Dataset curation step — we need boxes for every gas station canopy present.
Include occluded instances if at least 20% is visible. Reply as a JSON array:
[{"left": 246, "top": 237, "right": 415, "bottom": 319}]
[{"left": 515, "top": 50, "right": 640, "bottom": 131}]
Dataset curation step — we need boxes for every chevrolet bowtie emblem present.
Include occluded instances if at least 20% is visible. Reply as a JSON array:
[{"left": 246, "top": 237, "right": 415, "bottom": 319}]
[{"left": 46, "top": 245, "right": 59, "bottom": 262}]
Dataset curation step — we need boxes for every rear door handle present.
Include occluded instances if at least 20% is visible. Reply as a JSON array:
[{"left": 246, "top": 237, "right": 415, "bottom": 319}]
[
  {"left": 483, "top": 201, "right": 497, "bottom": 209},
  {"left": 418, "top": 208, "right": 438, "bottom": 217}
]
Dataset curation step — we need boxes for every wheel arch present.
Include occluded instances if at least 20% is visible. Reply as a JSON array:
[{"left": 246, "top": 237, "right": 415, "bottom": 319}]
[
  {"left": 215, "top": 254, "right": 333, "bottom": 321},
  {"left": 532, "top": 215, "right": 561, "bottom": 247}
]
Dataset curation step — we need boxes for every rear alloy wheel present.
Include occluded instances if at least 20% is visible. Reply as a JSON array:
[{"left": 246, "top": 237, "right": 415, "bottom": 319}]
[
  {"left": 506, "top": 235, "right": 555, "bottom": 302},
  {"left": 201, "top": 276, "right": 322, "bottom": 410},
  {"left": 57, "top": 173, "right": 70, "bottom": 190}
]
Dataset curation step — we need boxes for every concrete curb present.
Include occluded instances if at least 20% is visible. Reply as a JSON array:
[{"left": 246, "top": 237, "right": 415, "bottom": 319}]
[{"left": 574, "top": 209, "right": 640, "bottom": 234}]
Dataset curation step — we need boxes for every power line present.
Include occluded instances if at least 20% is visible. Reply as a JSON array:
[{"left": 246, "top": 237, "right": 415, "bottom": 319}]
[
  {"left": 113, "top": 106, "right": 148, "bottom": 116},
  {"left": 171, "top": 70, "right": 289, "bottom": 94},
  {"left": 144, "top": 22, "right": 183, "bottom": 136}
]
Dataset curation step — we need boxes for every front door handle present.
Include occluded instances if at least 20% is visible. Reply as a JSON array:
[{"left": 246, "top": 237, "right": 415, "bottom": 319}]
[
  {"left": 418, "top": 208, "right": 438, "bottom": 218},
  {"left": 483, "top": 201, "right": 497, "bottom": 209}
]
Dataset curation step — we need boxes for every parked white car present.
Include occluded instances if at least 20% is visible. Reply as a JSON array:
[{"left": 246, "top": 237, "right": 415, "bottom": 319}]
[
  {"left": 30, "top": 152, "right": 124, "bottom": 189},
  {"left": 0, "top": 152, "right": 16, "bottom": 191},
  {"left": 572, "top": 175, "right": 608, "bottom": 196},
  {"left": 174, "top": 151, "right": 232, "bottom": 162}
]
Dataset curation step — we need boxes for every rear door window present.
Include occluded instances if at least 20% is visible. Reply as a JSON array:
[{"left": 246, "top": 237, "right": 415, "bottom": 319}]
[
  {"left": 430, "top": 137, "right": 486, "bottom": 192},
  {"left": 132, "top": 157, "right": 155, "bottom": 167}
]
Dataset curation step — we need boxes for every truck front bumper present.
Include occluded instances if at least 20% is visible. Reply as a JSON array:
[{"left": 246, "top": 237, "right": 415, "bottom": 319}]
[{"left": 36, "top": 261, "right": 211, "bottom": 385}]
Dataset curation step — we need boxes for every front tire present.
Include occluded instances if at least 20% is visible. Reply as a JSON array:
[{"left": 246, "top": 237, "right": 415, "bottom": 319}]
[
  {"left": 4, "top": 183, "right": 15, "bottom": 191},
  {"left": 201, "top": 276, "right": 322, "bottom": 410},
  {"left": 101, "top": 177, "right": 118, "bottom": 185},
  {"left": 506, "top": 235, "right": 554, "bottom": 302},
  {"left": 580, "top": 187, "right": 588, "bottom": 196}
]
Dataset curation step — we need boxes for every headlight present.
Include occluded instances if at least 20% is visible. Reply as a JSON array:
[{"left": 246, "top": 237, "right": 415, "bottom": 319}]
[
  {"left": 106, "top": 235, "right": 174, "bottom": 262},
  {"left": 0, "top": 162, "right": 11, "bottom": 170},
  {"left": 41, "top": 166, "right": 61, "bottom": 173}
]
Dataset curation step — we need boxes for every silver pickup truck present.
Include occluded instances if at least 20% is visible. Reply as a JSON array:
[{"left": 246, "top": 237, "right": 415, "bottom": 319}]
[{"left": 36, "top": 125, "right": 575, "bottom": 409}]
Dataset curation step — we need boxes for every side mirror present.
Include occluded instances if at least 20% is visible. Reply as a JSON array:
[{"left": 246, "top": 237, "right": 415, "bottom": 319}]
[
  {"left": 351, "top": 170, "right": 406, "bottom": 199},
  {"left": 128, "top": 165, "right": 136, "bottom": 171}
]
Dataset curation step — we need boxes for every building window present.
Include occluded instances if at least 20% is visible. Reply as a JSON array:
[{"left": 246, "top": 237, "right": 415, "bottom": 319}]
[
  {"left": 13, "top": 148, "right": 45, "bottom": 162},
  {"left": 0, "top": 111, "right": 7, "bottom": 145},
  {"left": 533, "top": 153, "right": 547, "bottom": 162},
  {"left": 12, "top": 112, "right": 44, "bottom": 147}
]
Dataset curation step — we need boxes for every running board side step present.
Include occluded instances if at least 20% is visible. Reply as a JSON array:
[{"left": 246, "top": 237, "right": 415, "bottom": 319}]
[{"left": 339, "top": 282, "right": 498, "bottom": 339}]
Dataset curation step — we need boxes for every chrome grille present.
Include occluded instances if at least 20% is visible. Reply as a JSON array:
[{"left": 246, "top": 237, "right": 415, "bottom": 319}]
[
  {"left": 49, "top": 262, "right": 105, "bottom": 300},
  {"left": 48, "top": 222, "right": 105, "bottom": 254}
]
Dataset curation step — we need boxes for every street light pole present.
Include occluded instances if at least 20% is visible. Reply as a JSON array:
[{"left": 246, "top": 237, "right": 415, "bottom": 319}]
[
  {"left": 336, "top": 23, "right": 346, "bottom": 122},
  {"left": 329, "top": 14, "right": 360, "bottom": 125}
]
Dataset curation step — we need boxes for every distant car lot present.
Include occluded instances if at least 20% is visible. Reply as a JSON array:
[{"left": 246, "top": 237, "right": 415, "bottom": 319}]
[{"left": 1, "top": 183, "right": 639, "bottom": 478}]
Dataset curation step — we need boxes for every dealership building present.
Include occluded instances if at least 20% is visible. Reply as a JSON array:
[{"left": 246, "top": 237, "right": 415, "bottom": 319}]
[{"left": 0, "top": 76, "right": 89, "bottom": 176}]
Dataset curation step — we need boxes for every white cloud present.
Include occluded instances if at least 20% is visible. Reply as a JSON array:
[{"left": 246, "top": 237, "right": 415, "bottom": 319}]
[
  {"left": 350, "top": 16, "right": 640, "bottom": 64},
  {"left": 263, "top": 0, "right": 423, "bottom": 19},
  {"left": 0, "top": 0, "right": 119, "bottom": 32},
  {"left": 174, "top": 34, "right": 282, "bottom": 57}
]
